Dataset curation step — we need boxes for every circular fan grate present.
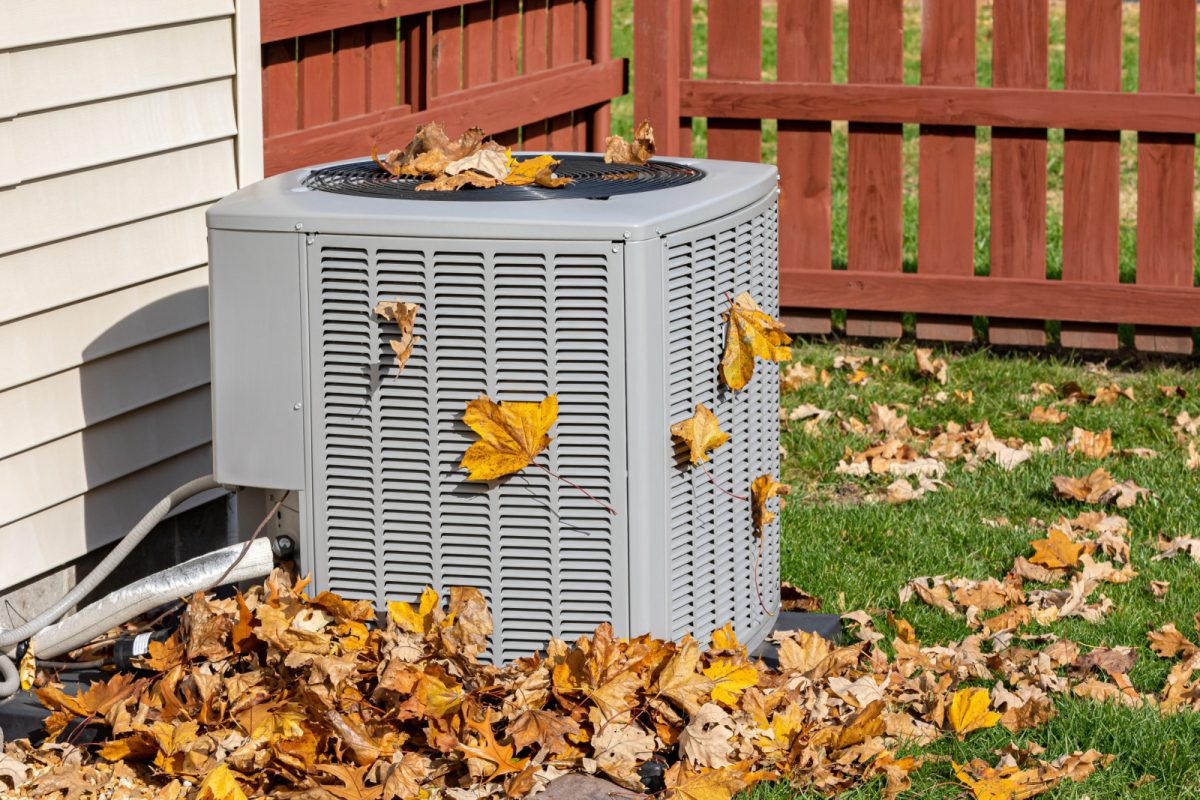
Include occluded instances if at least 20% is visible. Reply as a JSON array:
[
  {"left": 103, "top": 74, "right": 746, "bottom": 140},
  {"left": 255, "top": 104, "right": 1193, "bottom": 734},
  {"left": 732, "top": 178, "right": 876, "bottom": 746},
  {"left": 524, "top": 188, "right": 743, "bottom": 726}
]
[{"left": 302, "top": 154, "right": 704, "bottom": 201}]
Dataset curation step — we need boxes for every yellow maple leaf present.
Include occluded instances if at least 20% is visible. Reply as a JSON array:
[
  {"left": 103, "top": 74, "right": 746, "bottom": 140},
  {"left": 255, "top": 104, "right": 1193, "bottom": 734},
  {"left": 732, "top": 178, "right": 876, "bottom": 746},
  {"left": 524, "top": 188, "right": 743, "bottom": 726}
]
[
  {"left": 750, "top": 474, "right": 790, "bottom": 537},
  {"left": 719, "top": 292, "right": 792, "bottom": 390},
  {"left": 420, "top": 672, "right": 464, "bottom": 718},
  {"left": 947, "top": 688, "right": 1001, "bottom": 739},
  {"left": 459, "top": 394, "right": 557, "bottom": 481},
  {"left": 388, "top": 586, "right": 439, "bottom": 634},
  {"left": 196, "top": 765, "right": 248, "bottom": 800},
  {"left": 503, "top": 154, "right": 572, "bottom": 188},
  {"left": 1028, "top": 529, "right": 1083, "bottom": 570},
  {"left": 663, "top": 762, "right": 768, "bottom": 800},
  {"left": 671, "top": 404, "right": 731, "bottom": 464},
  {"left": 703, "top": 658, "right": 758, "bottom": 706}
]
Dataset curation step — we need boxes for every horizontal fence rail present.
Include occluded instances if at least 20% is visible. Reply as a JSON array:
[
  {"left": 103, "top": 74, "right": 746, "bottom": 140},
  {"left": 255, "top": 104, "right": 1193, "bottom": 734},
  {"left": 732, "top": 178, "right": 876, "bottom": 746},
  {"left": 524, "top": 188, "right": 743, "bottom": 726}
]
[
  {"left": 261, "top": 0, "right": 624, "bottom": 177},
  {"left": 635, "top": 0, "right": 1200, "bottom": 354}
]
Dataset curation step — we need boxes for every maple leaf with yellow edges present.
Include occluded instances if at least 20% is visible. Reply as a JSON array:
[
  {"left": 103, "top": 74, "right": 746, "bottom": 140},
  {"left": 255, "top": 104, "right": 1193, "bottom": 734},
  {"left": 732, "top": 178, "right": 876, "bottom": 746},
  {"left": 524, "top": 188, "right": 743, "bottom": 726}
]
[
  {"left": 663, "top": 762, "right": 771, "bottom": 800},
  {"left": 388, "top": 586, "right": 439, "bottom": 634},
  {"left": 654, "top": 637, "right": 715, "bottom": 715},
  {"left": 456, "top": 709, "right": 530, "bottom": 781},
  {"left": 671, "top": 404, "right": 731, "bottom": 464},
  {"left": 719, "top": 292, "right": 792, "bottom": 390},
  {"left": 702, "top": 659, "right": 758, "bottom": 706},
  {"left": 1028, "top": 529, "right": 1084, "bottom": 570},
  {"left": 503, "top": 154, "right": 572, "bottom": 188},
  {"left": 459, "top": 394, "right": 557, "bottom": 481},
  {"left": 947, "top": 688, "right": 1001, "bottom": 739},
  {"left": 750, "top": 474, "right": 790, "bottom": 537}
]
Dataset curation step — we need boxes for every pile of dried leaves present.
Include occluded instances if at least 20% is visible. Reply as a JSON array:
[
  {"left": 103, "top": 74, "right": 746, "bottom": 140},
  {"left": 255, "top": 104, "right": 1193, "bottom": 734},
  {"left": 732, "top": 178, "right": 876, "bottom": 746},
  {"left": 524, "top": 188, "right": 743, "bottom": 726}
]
[
  {"left": 2, "top": 575, "right": 1114, "bottom": 800},
  {"left": 369, "top": 121, "right": 655, "bottom": 192}
]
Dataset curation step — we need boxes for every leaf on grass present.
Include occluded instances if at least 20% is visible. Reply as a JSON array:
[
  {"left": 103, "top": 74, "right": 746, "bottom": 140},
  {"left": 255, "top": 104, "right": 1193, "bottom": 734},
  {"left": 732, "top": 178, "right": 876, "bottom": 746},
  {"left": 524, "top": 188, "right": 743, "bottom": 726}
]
[
  {"left": 1147, "top": 623, "right": 1199, "bottom": 659},
  {"left": 914, "top": 348, "right": 948, "bottom": 384},
  {"left": 460, "top": 394, "right": 557, "bottom": 481},
  {"left": 719, "top": 293, "right": 792, "bottom": 390},
  {"left": 663, "top": 762, "right": 767, "bottom": 800},
  {"left": 750, "top": 474, "right": 790, "bottom": 537},
  {"left": 671, "top": 404, "right": 731, "bottom": 464},
  {"left": 1028, "top": 529, "right": 1084, "bottom": 570},
  {"left": 947, "top": 688, "right": 1000, "bottom": 739},
  {"left": 604, "top": 119, "right": 656, "bottom": 165},
  {"left": 1068, "top": 427, "right": 1113, "bottom": 460},
  {"left": 1029, "top": 405, "right": 1068, "bottom": 424}
]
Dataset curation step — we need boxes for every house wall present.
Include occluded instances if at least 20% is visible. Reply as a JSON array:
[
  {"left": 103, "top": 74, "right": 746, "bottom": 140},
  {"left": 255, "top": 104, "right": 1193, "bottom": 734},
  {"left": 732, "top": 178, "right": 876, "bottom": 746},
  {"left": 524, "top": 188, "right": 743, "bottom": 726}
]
[{"left": 0, "top": 0, "right": 263, "bottom": 591}]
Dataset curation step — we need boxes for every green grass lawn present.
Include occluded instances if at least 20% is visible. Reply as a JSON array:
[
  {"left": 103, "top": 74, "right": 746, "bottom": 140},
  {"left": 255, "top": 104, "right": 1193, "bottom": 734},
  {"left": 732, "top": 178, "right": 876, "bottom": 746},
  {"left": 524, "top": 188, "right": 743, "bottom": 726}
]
[
  {"left": 609, "top": 0, "right": 1200, "bottom": 311},
  {"left": 766, "top": 341, "right": 1200, "bottom": 798},
  {"left": 606, "top": 6, "right": 1200, "bottom": 795}
]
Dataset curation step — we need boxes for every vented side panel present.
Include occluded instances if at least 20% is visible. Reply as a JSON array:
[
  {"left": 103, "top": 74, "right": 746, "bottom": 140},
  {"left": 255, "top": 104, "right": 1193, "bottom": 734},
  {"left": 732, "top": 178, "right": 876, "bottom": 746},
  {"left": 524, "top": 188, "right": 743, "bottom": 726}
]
[
  {"left": 307, "top": 236, "right": 627, "bottom": 662},
  {"left": 663, "top": 195, "right": 781, "bottom": 643}
]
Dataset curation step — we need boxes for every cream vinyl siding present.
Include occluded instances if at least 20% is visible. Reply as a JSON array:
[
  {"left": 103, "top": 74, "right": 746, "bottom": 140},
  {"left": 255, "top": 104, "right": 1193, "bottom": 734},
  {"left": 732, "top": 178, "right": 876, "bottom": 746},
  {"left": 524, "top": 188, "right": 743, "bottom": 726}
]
[{"left": 0, "top": 1, "right": 263, "bottom": 588}]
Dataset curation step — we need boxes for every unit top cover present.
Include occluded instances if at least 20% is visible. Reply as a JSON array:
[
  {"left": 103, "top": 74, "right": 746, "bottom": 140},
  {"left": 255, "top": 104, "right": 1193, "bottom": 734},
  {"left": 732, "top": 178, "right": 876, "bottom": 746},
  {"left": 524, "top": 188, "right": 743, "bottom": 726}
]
[{"left": 207, "top": 154, "right": 778, "bottom": 243}]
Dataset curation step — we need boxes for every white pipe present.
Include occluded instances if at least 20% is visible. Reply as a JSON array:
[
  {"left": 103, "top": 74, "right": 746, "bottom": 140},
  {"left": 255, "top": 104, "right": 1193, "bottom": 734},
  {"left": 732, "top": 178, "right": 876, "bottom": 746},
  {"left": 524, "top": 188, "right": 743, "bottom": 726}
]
[
  {"left": 0, "top": 475, "right": 226, "bottom": 697},
  {"left": 31, "top": 538, "right": 274, "bottom": 660}
]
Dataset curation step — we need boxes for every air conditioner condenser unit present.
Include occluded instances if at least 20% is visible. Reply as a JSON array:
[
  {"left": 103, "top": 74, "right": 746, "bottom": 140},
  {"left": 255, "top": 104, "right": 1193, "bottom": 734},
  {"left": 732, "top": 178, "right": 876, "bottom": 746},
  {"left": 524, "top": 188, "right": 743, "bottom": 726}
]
[{"left": 207, "top": 154, "right": 783, "bottom": 661}]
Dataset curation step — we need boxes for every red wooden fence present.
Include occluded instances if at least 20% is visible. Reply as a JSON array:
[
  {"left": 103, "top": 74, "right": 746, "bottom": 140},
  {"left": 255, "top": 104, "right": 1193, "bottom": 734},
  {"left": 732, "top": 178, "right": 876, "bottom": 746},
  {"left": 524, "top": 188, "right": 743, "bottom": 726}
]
[
  {"left": 635, "top": 0, "right": 1200, "bottom": 354},
  {"left": 261, "top": 0, "right": 625, "bottom": 177}
]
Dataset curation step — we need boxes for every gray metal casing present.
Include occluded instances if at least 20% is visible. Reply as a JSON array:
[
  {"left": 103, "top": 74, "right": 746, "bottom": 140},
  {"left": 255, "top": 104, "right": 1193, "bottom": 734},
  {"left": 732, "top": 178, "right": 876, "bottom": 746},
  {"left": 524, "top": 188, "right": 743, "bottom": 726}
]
[{"left": 207, "top": 155, "right": 782, "bottom": 660}]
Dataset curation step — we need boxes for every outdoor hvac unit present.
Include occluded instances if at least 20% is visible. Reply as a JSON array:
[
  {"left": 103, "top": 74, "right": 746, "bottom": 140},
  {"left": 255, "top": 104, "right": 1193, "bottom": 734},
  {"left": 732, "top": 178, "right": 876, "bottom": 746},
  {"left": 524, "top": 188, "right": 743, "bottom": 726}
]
[{"left": 207, "top": 154, "right": 782, "bottom": 661}]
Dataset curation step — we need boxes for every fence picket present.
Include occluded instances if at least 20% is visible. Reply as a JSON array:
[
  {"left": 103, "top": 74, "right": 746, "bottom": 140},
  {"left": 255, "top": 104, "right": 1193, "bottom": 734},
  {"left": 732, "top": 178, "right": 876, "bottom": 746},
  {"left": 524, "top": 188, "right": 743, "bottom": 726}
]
[
  {"left": 707, "top": 0, "right": 762, "bottom": 163},
  {"left": 589, "top": 0, "right": 614, "bottom": 151},
  {"left": 915, "top": 0, "right": 976, "bottom": 342},
  {"left": 401, "top": 15, "right": 429, "bottom": 113},
  {"left": 463, "top": 2, "right": 495, "bottom": 88},
  {"left": 367, "top": 21, "right": 399, "bottom": 111},
  {"left": 430, "top": 8, "right": 462, "bottom": 99},
  {"left": 547, "top": 0, "right": 579, "bottom": 150},
  {"left": 493, "top": 0, "right": 522, "bottom": 145},
  {"left": 1061, "top": 0, "right": 1122, "bottom": 350},
  {"left": 299, "top": 32, "right": 335, "bottom": 127},
  {"left": 1136, "top": 0, "right": 1196, "bottom": 354},
  {"left": 522, "top": 0, "right": 551, "bottom": 147},
  {"left": 777, "top": 0, "right": 832, "bottom": 334},
  {"left": 263, "top": 40, "right": 299, "bottom": 138},
  {"left": 846, "top": 0, "right": 904, "bottom": 339},
  {"left": 335, "top": 26, "right": 369, "bottom": 119},
  {"left": 988, "top": 0, "right": 1048, "bottom": 347}
]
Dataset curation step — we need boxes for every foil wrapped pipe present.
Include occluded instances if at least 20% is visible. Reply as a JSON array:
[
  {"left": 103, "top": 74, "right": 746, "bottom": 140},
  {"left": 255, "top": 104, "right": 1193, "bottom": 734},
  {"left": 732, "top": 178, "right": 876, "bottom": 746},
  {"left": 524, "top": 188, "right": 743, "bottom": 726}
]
[{"left": 31, "top": 538, "right": 275, "bottom": 660}]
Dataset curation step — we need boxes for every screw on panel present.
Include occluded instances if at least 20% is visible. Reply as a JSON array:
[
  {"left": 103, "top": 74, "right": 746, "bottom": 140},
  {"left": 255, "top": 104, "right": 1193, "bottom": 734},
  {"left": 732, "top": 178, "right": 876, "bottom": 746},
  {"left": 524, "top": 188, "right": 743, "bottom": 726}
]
[
  {"left": 294, "top": 222, "right": 304, "bottom": 230},
  {"left": 293, "top": 403, "right": 302, "bottom": 411},
  {"left": 623, "top": 231, "right": 631, "bottom": 238},
  {"left": 612, "top": 246, "right": 620, "bottom": 253}
]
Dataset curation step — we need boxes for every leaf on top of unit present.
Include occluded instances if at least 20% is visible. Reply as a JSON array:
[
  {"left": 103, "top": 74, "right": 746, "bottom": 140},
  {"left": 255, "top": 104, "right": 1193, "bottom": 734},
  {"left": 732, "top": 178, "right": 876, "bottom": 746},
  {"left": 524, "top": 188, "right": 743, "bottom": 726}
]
[{"left": 604, "top": 119, "right": 656, "bottom": 166}]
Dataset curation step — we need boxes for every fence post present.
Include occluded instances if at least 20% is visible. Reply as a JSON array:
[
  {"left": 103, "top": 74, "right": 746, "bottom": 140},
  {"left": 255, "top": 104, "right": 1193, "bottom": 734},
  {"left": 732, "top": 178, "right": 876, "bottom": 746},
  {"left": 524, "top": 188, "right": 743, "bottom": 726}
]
[
  {"left": 777, "top": 0, "right": 832, "bottom": 335},
  {"left": 1135, "top": 0, "right": 1196, "bottom": 355},
  {"left": 915, "top": 0, "right": 976, "bottom": 343},
  {"left": 988, "top": 0, "right": 1048, "bottom": 347},
  {"left": 634, "top": 0, "right": 685, "bottom": 156},
  {"left": 1061, "top": 0, "right": 1121, "bottom": 351},
  {"left": 845, "top": 0, "right": 904, "bottom": 339}
]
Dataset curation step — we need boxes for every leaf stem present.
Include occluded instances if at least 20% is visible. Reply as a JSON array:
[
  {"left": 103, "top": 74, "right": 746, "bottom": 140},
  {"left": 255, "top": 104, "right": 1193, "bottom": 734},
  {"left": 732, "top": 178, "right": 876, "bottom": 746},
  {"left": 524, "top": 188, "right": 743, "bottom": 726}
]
[
  {"left": 699, "top": 463, "right": 748, "bottom": 501},
  {"left": 534, "top": 462, "right": 617, "bottom": 516},
  {"left": 752, "top": 535, "right": 775, "bottom": 618}
]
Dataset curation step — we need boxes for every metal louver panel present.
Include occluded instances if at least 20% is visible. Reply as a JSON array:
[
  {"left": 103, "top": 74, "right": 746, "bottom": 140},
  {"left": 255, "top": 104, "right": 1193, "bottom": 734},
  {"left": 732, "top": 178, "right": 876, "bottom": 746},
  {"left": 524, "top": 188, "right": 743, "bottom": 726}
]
[
  {"left": 307, "top": 236, "right": 628, "bottom": 662},
  {"left": 663, "top": 195, "right": 781, "bottom": 643}
]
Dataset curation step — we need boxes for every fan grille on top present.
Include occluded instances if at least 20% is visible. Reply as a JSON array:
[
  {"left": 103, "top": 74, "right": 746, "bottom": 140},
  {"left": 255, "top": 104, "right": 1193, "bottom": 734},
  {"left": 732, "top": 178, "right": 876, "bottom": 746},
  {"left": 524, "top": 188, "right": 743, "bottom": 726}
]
[{"left": 302, "top": 155, "right": 705, "bottom": 201}]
